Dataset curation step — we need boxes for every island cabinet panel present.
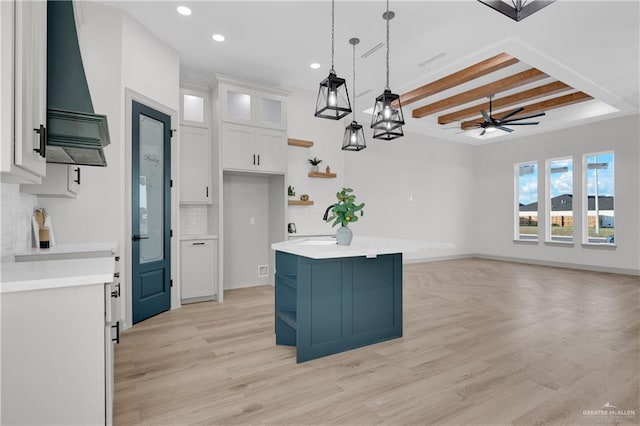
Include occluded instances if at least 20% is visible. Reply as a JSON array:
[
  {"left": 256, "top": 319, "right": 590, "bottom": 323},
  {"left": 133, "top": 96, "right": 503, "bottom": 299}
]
[{"left": 275, "top": 251, "right": 402, "bottom": 363}]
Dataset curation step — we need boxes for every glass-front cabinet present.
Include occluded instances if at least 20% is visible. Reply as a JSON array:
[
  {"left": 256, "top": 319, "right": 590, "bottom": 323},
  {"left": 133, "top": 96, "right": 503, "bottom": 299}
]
[{"left": 219, "top": 78, "right": 287, "bottom": 130}]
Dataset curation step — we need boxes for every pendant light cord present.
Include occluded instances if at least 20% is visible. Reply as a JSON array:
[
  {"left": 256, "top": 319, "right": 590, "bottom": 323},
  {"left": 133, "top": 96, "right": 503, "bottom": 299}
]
[
  {"left": 331, "top": 0, "right": 335, "bottom": 72},
  {"left": 385, "top": 0, "right": 390, "bottom": 90},
  {"left": 352, "top": 41, "right": 356, "bottom": 118}
]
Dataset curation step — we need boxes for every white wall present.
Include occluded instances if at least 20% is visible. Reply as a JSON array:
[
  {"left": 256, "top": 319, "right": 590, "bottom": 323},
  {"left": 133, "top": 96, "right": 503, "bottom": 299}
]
[
  {"left": 343, "top": 131, "right": 476, "bottom": 261},
  {"left": 473, "top": 115, "right": 640, "bottom": 273},
  {"left": 0, "top": 184, "right": 38, "bottom": 259},
  {"left": 286, "top": 89, "right": 345, "bottom": 235}
]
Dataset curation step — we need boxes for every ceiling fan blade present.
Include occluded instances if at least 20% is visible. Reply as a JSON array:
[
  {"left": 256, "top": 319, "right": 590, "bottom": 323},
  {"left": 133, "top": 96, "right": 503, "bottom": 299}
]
[
  {"left": 481, "top": 110, "right": 491, "bottom": 122},
  {"left": 479, "top": 129, "right": 486, "bottom": 136},
  {"left": 497, "top": 106, "right": 524, "bottom": 122},
  {"left": 503, "top": 112, "right": 546, "bottom": 122},
  {"left": 497, "top": 126, "right": 514, "bottom": 133},
  {"left": 505, "top": 122, "right": 540, "bottom": 126}
]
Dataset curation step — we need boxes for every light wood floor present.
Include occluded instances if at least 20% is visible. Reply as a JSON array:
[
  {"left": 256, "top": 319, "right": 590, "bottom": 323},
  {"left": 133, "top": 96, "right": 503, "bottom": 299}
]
[{"left": 114, "top": 258, "right": 639, "bottom": 425}]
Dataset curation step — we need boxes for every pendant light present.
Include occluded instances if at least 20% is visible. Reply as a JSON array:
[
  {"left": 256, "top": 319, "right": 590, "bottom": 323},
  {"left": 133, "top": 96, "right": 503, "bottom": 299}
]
[
  {"left": 371, "top": 0, "right": 404, "bottom": 140},
  {"left": 342, "top": 38, "right": 366, "bottom": 151},
  {"left": 314, "top": 0, "right": 352, "bottom": 120}
]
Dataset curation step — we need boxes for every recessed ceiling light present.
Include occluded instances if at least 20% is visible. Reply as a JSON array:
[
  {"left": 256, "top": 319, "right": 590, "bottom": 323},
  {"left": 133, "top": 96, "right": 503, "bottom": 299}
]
[
  {"left": 212, "top": 34, "right": 225, "bottom": 42},
  {"left": 310, "top": 63, "right": 321, "bottom": 69},
  {"left": 176, "top": 6, "right": 191, "bottom": 16}
]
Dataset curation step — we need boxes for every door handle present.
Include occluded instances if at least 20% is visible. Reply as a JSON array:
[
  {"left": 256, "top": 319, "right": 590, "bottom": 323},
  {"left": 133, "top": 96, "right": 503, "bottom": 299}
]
[
  {"left": 132, "top": 235, "right": 149, "bottom": 241},
  {"left": 33, "top": 124, "right": 46, "bottom": 158},
  {"left": 73, "top": 167, "right": 81, "bottom": 184}
]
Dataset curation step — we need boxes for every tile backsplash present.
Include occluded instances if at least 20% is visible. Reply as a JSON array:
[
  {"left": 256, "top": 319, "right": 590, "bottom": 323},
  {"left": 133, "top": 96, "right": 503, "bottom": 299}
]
[
  {"left": 1, "top": 183, "right": 39, "bottom": 259},
  {"left": 180, "top": 205, "right": 208, "bottom": 235}
]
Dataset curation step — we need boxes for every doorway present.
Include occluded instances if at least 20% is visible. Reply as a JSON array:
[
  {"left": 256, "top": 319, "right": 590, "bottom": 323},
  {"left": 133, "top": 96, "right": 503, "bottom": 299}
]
[{"left": 131, "top": 100, "right": 172, "bottom": 324}]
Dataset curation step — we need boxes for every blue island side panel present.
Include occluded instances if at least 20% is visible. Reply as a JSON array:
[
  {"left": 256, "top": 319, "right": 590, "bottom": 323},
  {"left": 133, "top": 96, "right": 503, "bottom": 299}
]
[{"left": 292, "top": 253, "right": 403, "bottom": 363}]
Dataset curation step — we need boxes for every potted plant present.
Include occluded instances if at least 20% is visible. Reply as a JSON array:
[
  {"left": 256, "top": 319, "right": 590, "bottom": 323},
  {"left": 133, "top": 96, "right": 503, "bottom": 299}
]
[
  {"left": 308, "top": 156, "right": 322, "bottom": 173},
  {"left": 324, "top": 187, "right": 364, "bottom": 246},
  {"left": 288, "top": 185, "right": 296, "bottom": 199}
]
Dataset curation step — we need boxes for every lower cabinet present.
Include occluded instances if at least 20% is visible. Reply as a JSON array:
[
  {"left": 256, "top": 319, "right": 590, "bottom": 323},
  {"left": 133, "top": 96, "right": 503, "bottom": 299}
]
[
  {"left": 1, "top": 282, "right": 114, "bottom": 425},
  {"left": 181, "top": 239, "right": 217, "bottom": 303},
  {"left": 21, "top": 163, "right": 81, "bottom": 197}
]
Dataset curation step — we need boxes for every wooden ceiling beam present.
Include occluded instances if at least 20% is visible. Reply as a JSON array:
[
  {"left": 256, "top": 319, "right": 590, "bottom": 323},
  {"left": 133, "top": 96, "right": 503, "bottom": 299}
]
[
  {"left": 398, "top": 52, "right": 519, "bottom": 107},
  {"left": 437, "top": 81, "right": 571, "bottom": 125},
  {"left": 460, "top": 92, "right": 594, "bottom": 130},
  {"left": 413, "top": 68, "right": 548, "bottom": 118}
]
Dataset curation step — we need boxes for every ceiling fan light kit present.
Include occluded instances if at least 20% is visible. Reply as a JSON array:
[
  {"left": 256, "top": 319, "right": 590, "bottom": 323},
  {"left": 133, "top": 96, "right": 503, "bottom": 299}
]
[
  {"left": 477, "top": 0, "right": 557, "bottom": 22},
  {"left": 371, "top": 2, "right": 405, "bottom": 140},
  {"left": 343, "top": 38, "right": 367, "bottom": 151},
  {"left": 315, "top": 0, "right": 352, "bottom": 120}
]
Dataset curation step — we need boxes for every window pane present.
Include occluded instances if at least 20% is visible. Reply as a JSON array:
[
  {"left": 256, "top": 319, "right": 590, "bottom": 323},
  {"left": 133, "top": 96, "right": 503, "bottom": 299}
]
[
  {"left": 517, "top": 162, "right": 538, "bottom": 240},
  {"left": 547, "top": 158, "right": 573, "bottom": 242},
  {"left": 585, "top": 152, "right": 614, "bottom": 244}
]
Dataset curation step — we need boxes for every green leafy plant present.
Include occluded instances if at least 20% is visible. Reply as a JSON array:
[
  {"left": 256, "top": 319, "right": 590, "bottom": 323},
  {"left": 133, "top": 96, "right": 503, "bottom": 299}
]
[
  {"left": 326, "top": 188, "right": 365, "bottom": 227},
  {"left": 308, "top": 156, "right": 322, "bottom": 166},
  {"left": 288, "top": 185, "right": 296, "bottom": 197}
]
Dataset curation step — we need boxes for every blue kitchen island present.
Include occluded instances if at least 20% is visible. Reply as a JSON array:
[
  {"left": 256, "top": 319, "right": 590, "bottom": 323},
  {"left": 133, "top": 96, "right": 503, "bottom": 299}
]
[{"left": 271, "top": 236, "right": 414, "bottom": 363}]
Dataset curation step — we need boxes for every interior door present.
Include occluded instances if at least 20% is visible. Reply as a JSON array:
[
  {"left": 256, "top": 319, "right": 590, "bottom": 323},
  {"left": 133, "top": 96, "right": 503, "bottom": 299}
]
[{"left": 131, "top": 101, "right": 171, "bottom": 324}]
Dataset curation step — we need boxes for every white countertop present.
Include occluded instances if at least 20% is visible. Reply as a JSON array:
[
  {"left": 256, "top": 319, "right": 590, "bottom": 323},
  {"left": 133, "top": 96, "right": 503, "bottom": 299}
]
[
  {"left": 1, "top": 257, "right": 116, "bottom": 294},
  {"left": 14, "top": 242, "right": 118, "bottom": 262},
  {"left": 272, "top": 236, "right": 455, "bottom": 260},
  {"left": 179, "top": 234, "right": 219, "bottom": 241}
]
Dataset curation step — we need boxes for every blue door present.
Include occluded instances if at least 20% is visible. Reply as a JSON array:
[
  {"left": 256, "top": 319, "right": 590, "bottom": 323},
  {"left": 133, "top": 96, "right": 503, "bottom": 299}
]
[{"left": 132, "top": 101, "right": 171, "bottom": 324}]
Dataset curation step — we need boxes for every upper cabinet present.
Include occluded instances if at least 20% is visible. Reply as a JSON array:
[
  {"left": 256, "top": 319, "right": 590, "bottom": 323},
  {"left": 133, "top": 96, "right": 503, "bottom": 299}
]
[
  {"left": 0, "top": 0, "right": 47, "bottom": 184},
  {"left": 218, "top": 77, "right": 288, "bottom": 130},
  {"left": 180, "top": 87, "right": 210, "bottom": 128}
]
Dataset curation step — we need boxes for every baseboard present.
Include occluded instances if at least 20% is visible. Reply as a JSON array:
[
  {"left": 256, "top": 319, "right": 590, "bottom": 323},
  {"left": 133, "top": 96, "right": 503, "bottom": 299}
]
[
  {"left": 472, "top": 253, "right": 640, "bottom": 277},
  {"left": 403, "top": 254, "right": 473, "bottom": 264}
]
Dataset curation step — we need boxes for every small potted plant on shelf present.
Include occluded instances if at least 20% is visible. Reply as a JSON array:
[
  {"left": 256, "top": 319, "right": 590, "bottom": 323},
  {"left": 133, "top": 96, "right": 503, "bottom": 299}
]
[
  {"left": 324, "top": 187, "right": 364, "bottom": 246},
  {"left": 308, "top": 156, "right": 322, "bottom": 173},
  {"left": 288, "top": 185, "right": 296, "bottom": 199}
]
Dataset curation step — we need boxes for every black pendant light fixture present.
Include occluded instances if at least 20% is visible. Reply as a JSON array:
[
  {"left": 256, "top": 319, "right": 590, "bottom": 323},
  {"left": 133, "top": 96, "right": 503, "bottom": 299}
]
[
  {"left": 342, "top": 38, "right": 366, "bottom": 151},
  {"left": 371, "top": 0, "right": 404, "bottom": 140},
  {"left": 314, "top": 0, "right": 352, "bottom": 120}
]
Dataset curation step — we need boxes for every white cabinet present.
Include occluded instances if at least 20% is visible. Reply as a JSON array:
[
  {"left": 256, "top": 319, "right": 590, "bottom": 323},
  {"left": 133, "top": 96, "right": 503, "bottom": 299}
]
[
  {"left": 180, "top": 126, "right": 212, "bottom": 204},
  {"left": 181, "top": 239, "right": 217, "bottom": 302},
  {"left": 1, "top": 283, "right": 112, "bottom": 425},
  {"left": 219, "top": 79, "right": 287, "bottom": 130},
  {"left": 0, "top": 0, "right": 47, "bottom": 184},
  {"left": 180, "top": 87, "right": 209, "bottom": 128},
  {"left": 21, "top": 164, "right": 81, "bottom": 198},
  {"left": 221, "top": 122, "right": 286, "bottom": 173}
]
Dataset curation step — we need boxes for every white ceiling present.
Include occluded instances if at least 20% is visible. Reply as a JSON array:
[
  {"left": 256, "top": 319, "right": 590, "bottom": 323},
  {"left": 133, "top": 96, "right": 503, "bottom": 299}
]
[{"left": 104, "top": 0, "right": 639, "bottom": 143}]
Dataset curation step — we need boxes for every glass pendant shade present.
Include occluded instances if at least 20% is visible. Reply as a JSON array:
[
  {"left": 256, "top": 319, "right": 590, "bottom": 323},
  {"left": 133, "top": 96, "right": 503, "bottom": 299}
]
[
  {"left": 315, "top": 71, "right": 352, "bottom": 120},
  {"left": 342, "top": 121, "right": 366, "bottom": 151},
  {"left": 371, "top": 89, "right": 405, "bottom": 140}
]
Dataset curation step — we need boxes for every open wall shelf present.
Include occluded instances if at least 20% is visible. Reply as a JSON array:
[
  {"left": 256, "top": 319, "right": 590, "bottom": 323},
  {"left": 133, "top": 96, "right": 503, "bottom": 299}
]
[
  {"left": 288, "top": 138, "right": 314, "bottom": 148},
  {"left": 308, "top": 172, "right": 336, "bottom": 178},
  {"left": 288, "top": 200, "right": 314, "bottom": 206}
]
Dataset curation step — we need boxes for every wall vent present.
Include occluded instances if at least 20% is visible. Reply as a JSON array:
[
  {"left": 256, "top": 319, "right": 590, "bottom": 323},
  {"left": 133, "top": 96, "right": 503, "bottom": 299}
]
[{"left": 258, "top": 265, "right": 269, "bottom": 277}]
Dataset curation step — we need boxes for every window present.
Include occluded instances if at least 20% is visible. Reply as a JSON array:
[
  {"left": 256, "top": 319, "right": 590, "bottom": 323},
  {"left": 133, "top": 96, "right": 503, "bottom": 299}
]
[
  {"left": 515, "top": 161, "right": 538, "bottom": 240},
  {"left": 546, "top": 158, "right": 574, "bottom": 243},
  {"left": 584, "top": 152, "right": 615, "bottom": 244}
]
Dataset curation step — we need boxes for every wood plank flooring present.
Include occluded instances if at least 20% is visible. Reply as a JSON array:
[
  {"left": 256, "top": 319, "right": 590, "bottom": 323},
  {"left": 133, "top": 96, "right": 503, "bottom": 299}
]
[{"left": 114, "top": 258, "right": 639, "bottom": 425}]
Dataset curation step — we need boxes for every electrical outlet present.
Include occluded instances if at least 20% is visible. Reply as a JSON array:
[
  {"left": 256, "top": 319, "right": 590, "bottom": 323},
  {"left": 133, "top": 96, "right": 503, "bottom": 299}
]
[{"left": 258, "top": 265, "right": 268, "bottom": 277}]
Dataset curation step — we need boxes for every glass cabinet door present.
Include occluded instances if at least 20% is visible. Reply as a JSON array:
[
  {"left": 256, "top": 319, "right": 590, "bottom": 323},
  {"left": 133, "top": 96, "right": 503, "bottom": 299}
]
[{"left": 226, "top": 90, "right": 252, "bottom": 122}]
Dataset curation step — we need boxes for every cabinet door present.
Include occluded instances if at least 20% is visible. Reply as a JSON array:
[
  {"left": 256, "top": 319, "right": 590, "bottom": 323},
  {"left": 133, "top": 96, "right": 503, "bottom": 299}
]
[
  {"left": 20, "top": 164, "right": 79, "bottom": 198},
  {"left": 68, "top": 166, "right": 81, "bottom": 194},
  {"left": 257, "top": 94, "right": 286, "bottom": 130},
  {"left": 221, "top": 86, "right": 254, "bottom": 125},
  {"left": 180, "top": 88, "right": 209, "bottom": 128},
  {"left": 180, "top": 126, "right": 212, "bottom": 204},
  {"left": 256, "top": 128, "right": 286, "bottom": 173},
  {"left": 13, "top": 0, "right": 46, "bottom": 178},
  {"left": 221, "top": 122, "right": 256, "bottom": 171},
  {"left": 181, "top": 240, "right": 217, "bottom": 300}
]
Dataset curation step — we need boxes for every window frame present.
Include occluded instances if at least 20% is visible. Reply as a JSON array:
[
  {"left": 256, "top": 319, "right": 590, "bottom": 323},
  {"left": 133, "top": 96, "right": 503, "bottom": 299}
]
[
  {"left": 514, "top": 160, "right": 539, "bottom": 242},
  {"left": 545, "top": 156, "right": 574, "bottom": 244},
  {"left": 582, "top": 151, "right": 615, "bottom": 246}
]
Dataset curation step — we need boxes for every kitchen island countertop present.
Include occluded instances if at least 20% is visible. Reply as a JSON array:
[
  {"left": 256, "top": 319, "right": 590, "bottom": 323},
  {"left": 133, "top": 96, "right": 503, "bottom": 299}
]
[{"left": 272, "top": 235, "right": 454, "bottom": 260}]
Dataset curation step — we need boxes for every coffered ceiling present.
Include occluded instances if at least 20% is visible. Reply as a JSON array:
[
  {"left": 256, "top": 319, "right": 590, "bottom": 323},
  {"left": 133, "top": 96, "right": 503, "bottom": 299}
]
[{"left": 104, "top": 0, "right": 639, "bottom": 143}]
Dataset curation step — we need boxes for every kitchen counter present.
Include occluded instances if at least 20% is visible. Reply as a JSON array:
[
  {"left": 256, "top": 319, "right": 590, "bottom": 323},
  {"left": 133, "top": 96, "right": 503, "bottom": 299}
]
[
  {"left": 272, "top": 236, "right": 454, "bottom": 260},
  {"left": 14, "top": 242, "right": 118, "bottom": 262},
  {"left": 0, "top": 257, "right": 116, "bottom": 293}
]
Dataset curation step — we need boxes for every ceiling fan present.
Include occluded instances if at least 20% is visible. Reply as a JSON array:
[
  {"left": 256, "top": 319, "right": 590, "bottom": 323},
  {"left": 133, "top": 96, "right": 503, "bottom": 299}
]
[{"left": 476, "top": 96, "right": 545, "bottom": 136}]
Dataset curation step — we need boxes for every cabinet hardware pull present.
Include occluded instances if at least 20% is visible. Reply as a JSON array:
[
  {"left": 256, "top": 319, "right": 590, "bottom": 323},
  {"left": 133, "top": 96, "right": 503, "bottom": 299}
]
[
  {"left": 257, "top": 154, "right": 260, "bottom": 165},
  {"left": 253, "top": 154, "right": 256, "bottom": 165},
  {"left": 206, "top": 186, "right": 209, "bottom": 198},
  {"left": 111, "top": 283, "right": 120, "bottom": 298},
  {"left": 111, "top": 321, "right": 120, "bottom": 344},
  {"left": 33, "top": 124, "right": 46, "bottom": 158},
  {"left": 132, "top": 235, "right": 149, "bottom": 241},
  {"left": 114, "top": 272, "right": 120, "bottom": 278},
  {"left": 192, "top": 242, "right": 205, "bottom": 245},
  {"left": 115, "top": 256, "right": 120, "bottom": 261},
  {"left": 74, "top": 167, "right": 81, "bottom": 184}
]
